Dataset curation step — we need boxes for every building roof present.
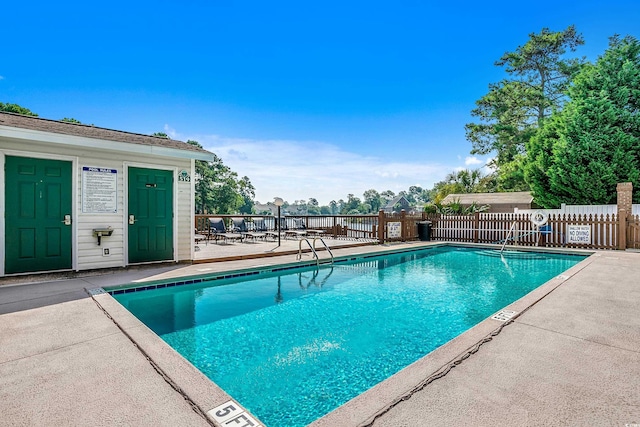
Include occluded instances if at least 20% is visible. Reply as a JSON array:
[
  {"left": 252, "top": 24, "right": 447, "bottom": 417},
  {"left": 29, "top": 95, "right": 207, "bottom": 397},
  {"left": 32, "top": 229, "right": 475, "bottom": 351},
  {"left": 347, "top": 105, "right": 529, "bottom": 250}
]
[
  {"left": 0, "top": 112, "right": 214, "bottom": 160},
  {"left": 384, "top": 195, "right": 410, "bottom": 208},
  {"left": 441, "top": 192, "right": 534, "bottom": 205}
]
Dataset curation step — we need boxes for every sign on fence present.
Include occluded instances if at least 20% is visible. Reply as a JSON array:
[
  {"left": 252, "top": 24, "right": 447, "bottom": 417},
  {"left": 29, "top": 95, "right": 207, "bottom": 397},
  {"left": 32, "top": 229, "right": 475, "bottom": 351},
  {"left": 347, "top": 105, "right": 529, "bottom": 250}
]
[
  {"left": 567, "top": 225, "right": 591, "bottom": 244},
  {"left": 387, "top": 222, "right": 401, "bottom": 239}
]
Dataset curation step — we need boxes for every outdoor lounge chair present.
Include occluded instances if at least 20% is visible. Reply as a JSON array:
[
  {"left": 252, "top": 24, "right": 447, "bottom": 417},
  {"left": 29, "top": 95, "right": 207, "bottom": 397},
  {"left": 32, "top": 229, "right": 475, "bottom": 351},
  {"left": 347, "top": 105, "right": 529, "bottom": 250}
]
[
  {"left": 250, "top": 218, "right": 270, "bottom": 240},
  {"left": 265, "top": 217, "right": 288, "bottom": 240},
  {"left": 208, "top": 217, "right": 243, "bottom": 244},
  {"left": 252, "top": 218, "right": 268, "bottom": 232},
  {"left": 285, "top": 218, "right": 308, "bottom": 239},
  {"left": 291, "top": 218, "right": 326, "bottom": 237},
  {"left": 231, "top": 217, "right": 266, "bottom": 241}
]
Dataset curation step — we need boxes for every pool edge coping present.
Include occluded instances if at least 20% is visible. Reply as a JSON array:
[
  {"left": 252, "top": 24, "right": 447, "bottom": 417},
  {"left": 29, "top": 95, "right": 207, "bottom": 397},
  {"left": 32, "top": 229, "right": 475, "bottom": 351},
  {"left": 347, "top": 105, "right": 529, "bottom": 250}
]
[{"left": 90, "top": 242, "right": 596, "bottom": 427}]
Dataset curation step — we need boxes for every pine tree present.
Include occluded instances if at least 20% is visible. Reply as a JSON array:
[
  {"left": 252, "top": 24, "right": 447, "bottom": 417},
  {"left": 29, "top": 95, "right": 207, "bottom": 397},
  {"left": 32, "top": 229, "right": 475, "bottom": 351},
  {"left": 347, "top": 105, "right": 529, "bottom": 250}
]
[{"left": 527, "top": 36, "right": 640, "bottom": 205}]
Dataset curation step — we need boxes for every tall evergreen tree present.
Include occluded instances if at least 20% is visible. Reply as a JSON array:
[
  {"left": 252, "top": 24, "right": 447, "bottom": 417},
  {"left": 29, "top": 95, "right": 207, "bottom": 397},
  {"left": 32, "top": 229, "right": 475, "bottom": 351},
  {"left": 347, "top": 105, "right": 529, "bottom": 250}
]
[
  {"left": 523, "top": 113, "right": 564, "bottom": 207},
  {"left": 526, "top": 35, "right": 640, "bottom": 205},
  {"left": 466, "top": 26, "right": 585, "bottom": 190}
]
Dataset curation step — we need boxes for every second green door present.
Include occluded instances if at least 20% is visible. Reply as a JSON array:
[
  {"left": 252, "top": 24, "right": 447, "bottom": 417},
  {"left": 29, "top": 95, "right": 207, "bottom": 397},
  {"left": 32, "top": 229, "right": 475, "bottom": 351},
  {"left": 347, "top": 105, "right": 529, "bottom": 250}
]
[{"left": 128, "top": 167, "right": 174, "bottom": 263}]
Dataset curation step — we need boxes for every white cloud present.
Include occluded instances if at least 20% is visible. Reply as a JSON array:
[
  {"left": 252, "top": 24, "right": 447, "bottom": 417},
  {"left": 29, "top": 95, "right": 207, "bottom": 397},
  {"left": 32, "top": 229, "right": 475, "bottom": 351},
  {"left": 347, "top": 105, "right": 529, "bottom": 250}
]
[
  {"left": 464, "top": 156, "right": 483, "bottom": 166},
  {"left": 163, "top": 124, "right": 178, "bottom": 139},
  {"left": 171, "top": 129, "right": 453, "bottom": 205}
]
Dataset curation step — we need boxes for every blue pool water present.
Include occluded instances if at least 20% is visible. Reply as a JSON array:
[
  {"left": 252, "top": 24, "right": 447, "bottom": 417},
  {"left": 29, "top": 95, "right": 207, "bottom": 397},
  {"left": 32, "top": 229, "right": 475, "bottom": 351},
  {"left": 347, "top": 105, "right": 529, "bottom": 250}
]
[{"left": 112, "top": 246, "right": 585, "bottom": 427}]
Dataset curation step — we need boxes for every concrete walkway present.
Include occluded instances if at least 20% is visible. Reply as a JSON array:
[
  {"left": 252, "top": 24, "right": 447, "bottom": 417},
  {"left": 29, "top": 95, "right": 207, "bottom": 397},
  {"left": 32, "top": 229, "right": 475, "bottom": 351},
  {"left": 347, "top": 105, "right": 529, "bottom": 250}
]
[
  {"left": 0, "top": 267, "right": 211, "bottom": 426},
  {"left": 1, "top": 245, "right": 639, "bottom": 426}
]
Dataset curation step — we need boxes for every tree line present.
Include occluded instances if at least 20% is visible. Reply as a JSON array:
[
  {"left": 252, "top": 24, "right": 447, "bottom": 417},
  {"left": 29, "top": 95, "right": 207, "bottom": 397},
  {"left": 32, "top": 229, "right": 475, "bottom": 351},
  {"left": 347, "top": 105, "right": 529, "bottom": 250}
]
[
  {"left": 259, "top": 186, "right": 432, "bottom": 216},
  {"left": 458, "top": 27, "right": 639, "bottom": 207}
]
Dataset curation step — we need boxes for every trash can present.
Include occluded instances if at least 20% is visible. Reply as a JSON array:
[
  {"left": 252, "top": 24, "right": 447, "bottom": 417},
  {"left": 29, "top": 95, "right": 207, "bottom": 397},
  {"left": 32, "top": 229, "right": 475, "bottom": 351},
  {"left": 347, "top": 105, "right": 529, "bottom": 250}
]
[{"left": 417, "top": 221, "right": 432, "bottom": 241}]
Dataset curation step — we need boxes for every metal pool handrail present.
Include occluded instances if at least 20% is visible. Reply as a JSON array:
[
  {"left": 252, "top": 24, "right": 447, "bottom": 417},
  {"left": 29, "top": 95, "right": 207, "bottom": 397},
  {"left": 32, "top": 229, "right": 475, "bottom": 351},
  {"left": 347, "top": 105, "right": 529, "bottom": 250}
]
[{"left": 297, "top": 238, "right": 334, "bottom": 265}]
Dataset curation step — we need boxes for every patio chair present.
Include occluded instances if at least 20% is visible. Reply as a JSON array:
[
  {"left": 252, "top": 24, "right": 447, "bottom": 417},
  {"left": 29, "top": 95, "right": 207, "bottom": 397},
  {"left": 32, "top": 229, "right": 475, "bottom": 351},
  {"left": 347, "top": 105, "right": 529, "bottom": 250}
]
[
  {"left": 265, "top": 217, "right": 288, "bottom": 240},
  {"left": 231, "top": 217, "right": 266, "bottom": 242},
  {"left": 208, "top": 217, "right": 243, "bottom": 244},
  {"left": 252, "top": 218, "right": 268, "bottom": 232},
  {"left": 285, "top": 218, "right": 308, "bottom": 239},
  {"left": 250, "top": 218, "right": 270, "bottom": 239}
]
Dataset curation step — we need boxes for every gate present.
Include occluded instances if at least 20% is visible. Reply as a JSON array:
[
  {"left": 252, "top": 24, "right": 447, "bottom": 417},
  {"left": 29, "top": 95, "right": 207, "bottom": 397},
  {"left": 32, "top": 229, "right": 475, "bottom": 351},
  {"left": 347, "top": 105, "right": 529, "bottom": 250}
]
[{"left": 627, "top": 215, "right": 640, "bottom": 250}]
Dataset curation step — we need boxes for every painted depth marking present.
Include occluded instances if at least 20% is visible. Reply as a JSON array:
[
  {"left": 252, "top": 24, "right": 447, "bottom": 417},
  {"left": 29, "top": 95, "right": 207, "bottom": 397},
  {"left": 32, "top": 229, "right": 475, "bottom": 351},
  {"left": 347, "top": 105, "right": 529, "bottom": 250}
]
[
  {"left": 87, "top": 288, "right": 106, "bottom": 296},
  {"left": 207, "top": 400, "right": 263, "bottom": 427},
  {"left": 491, "top": 310, "right": 517, "bottom": 322}
]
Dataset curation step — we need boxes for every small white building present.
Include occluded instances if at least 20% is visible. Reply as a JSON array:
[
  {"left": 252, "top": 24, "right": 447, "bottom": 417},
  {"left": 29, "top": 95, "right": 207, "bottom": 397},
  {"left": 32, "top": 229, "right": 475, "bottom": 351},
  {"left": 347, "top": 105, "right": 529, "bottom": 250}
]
[
  {"left": 0, "top": 112, "right": 215, "bottom": 277},
  {"left": 441, "top": 192, "right": 537, "bottom": 213}
]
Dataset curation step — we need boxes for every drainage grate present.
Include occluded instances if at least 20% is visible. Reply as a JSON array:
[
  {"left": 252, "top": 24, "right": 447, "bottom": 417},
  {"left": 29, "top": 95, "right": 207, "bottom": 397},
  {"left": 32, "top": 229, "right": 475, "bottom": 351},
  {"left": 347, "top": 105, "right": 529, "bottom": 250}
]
[{"left": 491, "top": 310, "right": 517, "bottom": 322}]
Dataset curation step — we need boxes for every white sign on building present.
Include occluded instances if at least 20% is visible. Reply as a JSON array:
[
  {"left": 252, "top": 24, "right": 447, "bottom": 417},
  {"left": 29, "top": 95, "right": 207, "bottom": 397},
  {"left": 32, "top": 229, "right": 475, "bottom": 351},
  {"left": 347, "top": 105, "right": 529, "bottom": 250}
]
[
  {"left": 82, "top": 167, "right": 118, "bottom": 213},
  {"left": 567, "top": 225, "right": 591, "bottom": 244}
]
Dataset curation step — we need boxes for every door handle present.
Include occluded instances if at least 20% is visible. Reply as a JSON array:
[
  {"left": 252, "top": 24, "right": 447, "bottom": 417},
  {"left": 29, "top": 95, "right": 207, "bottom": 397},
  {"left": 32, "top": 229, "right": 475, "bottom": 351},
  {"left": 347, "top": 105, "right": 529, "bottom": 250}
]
[
  {"left": 129, "top": 215, "right": 137, "bottom": 225},
  {"left": 62, "top": 214, "right": 72, "bottom": 226}
]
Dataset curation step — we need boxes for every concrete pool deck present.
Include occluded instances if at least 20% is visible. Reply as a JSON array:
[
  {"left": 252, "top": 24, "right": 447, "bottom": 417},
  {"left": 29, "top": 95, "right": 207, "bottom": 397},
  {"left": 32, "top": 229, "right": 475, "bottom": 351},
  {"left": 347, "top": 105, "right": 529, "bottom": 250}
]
[{"left": 0, "top": 243, "right": 638, "bottom": 426}]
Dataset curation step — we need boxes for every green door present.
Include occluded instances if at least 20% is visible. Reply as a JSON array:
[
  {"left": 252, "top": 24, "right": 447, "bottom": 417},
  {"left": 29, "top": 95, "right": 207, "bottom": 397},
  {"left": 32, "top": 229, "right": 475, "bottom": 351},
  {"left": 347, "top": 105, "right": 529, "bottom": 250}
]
[
  {"left": 5, "top": 156, "right": 73, "bottom": 274},
  {"left": 128, "top": 167, "right": 173, "bottom": 263}
]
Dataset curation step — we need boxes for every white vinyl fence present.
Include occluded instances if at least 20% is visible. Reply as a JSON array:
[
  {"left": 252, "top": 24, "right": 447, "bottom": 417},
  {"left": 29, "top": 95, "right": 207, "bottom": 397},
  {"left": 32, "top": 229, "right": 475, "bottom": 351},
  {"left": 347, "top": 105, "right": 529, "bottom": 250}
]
[{"left": 515, "top": 203, "right": 640, "bottom": 216}]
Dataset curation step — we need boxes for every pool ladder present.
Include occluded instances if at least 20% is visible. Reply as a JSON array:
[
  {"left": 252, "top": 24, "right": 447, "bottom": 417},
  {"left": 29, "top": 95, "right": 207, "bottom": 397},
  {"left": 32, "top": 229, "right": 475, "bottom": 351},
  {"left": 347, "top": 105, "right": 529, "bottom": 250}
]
[
  {"left": 297, "top": 238, "right": 334, "bottom": 265},
  {"left": 500, "top": 221, "right": 517, "bottom": 254},
  {"left": 500, "top": 221, "right": 544, "bottom": 254}
]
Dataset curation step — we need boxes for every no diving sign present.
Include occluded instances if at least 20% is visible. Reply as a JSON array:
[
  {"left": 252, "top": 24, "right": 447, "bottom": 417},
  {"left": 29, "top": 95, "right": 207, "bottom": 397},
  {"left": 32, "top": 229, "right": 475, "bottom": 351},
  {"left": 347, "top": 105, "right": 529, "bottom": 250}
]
[{"left": 567, "top": 225, "right": 591, "bottom": 244}]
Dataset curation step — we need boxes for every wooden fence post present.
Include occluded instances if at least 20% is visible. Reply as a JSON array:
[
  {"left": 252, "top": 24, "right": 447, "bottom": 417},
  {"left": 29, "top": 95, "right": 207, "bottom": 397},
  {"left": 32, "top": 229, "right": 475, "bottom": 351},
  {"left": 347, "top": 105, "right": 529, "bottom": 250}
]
[
  {"left": 400, "top": 210, "right": 406, "bottom": 242},
  {"left": 378, "top": 209, "right": 385, "bottom": 244},
  {"left": 617, "top": 182, "right": 633, "bottom": 250},
  {"left": 618, "top": 209, "right": 627, "bottom": 250},
  {"left": 474, "top": 212, "right": 480, "bottom": 243}
]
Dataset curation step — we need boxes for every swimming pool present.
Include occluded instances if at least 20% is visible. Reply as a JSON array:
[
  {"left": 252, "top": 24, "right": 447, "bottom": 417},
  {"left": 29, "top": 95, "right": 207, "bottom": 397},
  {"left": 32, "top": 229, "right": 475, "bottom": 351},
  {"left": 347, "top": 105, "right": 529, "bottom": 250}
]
[{"left": 111, "top": 246, "right": 586, "bottom": 427}]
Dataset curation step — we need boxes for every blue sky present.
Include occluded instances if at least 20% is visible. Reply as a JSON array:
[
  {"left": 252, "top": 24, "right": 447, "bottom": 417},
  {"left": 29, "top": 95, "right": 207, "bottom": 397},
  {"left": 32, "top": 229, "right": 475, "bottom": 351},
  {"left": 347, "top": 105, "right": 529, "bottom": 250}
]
[{"left": 2, "top": 1, "right": 638, "bottom": 204}]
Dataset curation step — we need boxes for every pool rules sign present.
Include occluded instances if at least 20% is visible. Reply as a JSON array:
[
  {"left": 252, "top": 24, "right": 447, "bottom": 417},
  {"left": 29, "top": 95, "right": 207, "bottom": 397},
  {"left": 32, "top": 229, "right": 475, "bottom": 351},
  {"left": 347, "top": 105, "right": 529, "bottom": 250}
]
[
  {"left": 82, "top": 167, "right": 118, "bottom": 213},
  {"left": 567, "top": 225, "right": 591, "bottom": 245}
]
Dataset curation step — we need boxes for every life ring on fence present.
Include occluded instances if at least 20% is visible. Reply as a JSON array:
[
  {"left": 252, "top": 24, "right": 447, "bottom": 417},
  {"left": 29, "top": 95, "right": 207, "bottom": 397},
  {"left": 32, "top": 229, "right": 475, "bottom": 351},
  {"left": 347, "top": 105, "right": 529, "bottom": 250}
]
[{"left": 530, "top": 210, "right": 549, "bottom": 227}]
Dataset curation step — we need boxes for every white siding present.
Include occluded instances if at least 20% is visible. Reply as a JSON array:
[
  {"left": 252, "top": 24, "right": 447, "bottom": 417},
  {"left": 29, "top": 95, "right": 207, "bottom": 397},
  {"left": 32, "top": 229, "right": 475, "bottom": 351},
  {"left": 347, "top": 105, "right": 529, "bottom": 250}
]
[
  {"left": 175, "top": 172, "right": 193, "bottom": 261},
  {"left": 516, "top": 204, "right": 640, "bottom": 216},
  {"left": 1, "top": 139, "right": 193, "bottom": 274}
]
